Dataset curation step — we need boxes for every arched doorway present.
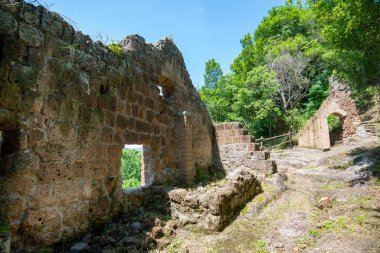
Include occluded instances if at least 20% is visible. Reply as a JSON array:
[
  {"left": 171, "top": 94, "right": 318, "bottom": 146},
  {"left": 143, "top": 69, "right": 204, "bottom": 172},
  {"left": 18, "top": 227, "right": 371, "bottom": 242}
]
[{"left": 327, "top": 113, "right": 344, "bottom": 146}]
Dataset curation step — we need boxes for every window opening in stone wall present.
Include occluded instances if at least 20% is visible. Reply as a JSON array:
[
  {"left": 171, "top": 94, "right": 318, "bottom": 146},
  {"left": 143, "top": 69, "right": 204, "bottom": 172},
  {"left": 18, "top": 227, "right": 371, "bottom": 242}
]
[
  {"left": 0, "top": 130, "right": 20, "bottom": 176},
  {"left": 157, "top": 85, "right": 164, "bottom": 97},
  {"left": 158, "top": 75, "right": 174, "bottom": 100},
  {"left": 99, "top": 84, "right": 109, "bottom": 95},
  {"left": 0, "top": 130, "right": 18, "bottom": 159},
  {"left": 120, "top": 144, "right": 147, "bottom": 189},
  {"left": 328, "top": 114, "right": 343, "bottom": 146}
]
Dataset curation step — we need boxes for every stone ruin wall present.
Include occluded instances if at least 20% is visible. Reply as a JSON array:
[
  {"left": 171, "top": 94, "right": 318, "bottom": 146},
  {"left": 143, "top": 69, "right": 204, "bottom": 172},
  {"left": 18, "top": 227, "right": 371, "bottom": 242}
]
[
  {"left": 166, "top": 123, "right": 277, "bottom": 232},
  {"left": 0, "top": 2, "right": 217, "bottom": 249},
  {"left": 215, "top": 122, "right": 276, "bottom": 178},
  {"left": 298, "top": 78, "right": 361, "bottom": 150}
]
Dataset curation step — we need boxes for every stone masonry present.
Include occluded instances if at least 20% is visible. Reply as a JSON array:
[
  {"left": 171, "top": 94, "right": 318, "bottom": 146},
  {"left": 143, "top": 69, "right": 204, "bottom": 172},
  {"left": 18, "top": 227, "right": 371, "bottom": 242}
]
[
  {"left": 167, "top": 122, "right": 277, "bottom": 231},
  {"left": 168, "top": 168, "right": 262, "bottom": 231},
  {"left": 298, "top": 77, "right": 361, "bottom": 150},
  {"left": 0, "top": 2, "right": 217, "bottom": 250},
  {"left": 215, "top": 122, "right": 277, "bottom": 178}
]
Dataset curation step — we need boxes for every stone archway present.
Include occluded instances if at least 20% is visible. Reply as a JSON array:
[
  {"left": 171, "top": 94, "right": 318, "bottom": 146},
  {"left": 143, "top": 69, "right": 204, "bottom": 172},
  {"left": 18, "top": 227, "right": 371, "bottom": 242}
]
[
  {"left": 298, "top": 77, "right": 361, "bottom": 150},
  {"left": 328, "top": 112, "right": 344, "bottom": 146}
]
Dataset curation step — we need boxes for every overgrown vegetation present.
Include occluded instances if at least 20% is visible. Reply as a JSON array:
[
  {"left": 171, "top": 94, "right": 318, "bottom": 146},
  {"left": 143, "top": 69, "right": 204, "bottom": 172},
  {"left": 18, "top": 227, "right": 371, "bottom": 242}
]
[
  {"left": 120, "top": 148, "right": 142, "bottom": 189},
  {"left": 199, "top": 0, "right": 380, "bottom": 137},
  {"left": 107, "top": 40, "right": 123, "bottom": 57}
]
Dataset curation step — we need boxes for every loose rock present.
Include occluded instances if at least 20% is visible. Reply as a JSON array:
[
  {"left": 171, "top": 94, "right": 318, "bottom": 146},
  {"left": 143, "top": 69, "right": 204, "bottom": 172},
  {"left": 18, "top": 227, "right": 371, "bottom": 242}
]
[{"left": 69, "top": 242, "right": 88, "bottom": 253}]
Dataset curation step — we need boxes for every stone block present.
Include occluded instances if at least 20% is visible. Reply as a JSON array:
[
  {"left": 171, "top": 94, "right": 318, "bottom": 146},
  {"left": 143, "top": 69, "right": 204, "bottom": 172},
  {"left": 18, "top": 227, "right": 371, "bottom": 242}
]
[
  {"left": 1, "top": 150, "right": 40, "bottom": 175},
  {"left": 224, "top": 122, "right": 242, "bottom": 130},
  {"left": 169, "top": 169, "right": 261, "bottom": 231},
  {"left": 60, "top": 201, "right": 89, "bottom": 227},
  {"left": 85, "top": 160, "right": 109, "bottom": 179},
  {"left": 0, "top": 9, "right": 17, "bottom": 35},
  {"left": 77, "top": 125, "right": 99, "bottom": 143},
  {"left": 78, "top": 105, "right": 94, "bottom": 124},
  {"left": 89, "top": 195, "right": 111, "bottom": 218},
  {"left": 214, "top": 123, "right": 225, "bottom": 131},
  {"left": 6, "top": 196, "right": 25, "bottom": 221},
  {"left": 100, "top": 126, "right": 113, "bottom": 143},
  {"left": 9, "top": 64, "right": 37, "bottom": 89},
  {"left": 250, "top": 151, "right": 270, "bottom": 160},
  {"left": 29, "top": 183, "right": 52, "bottom": 208},
  {"left": 0, "top": 82, "right": 22, "bottom": 110},
  {"left": 18, "top": 23, "right": 44, "bottom": 47},
  {"left": 53, "top": 179, "right": 83, "bottom": 205},
  {"left": 20, "top": 207, "right": 62, "bottom": 245},
  {"left": 116, "top": 114, "right": 128, "bottom": 129},
  {"left": 168, "top": 188, "right": 187, "bottom": 204}
]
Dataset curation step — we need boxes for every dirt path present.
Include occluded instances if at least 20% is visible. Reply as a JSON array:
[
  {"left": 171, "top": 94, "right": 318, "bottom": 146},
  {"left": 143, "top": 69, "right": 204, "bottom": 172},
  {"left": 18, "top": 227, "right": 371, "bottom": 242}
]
[{"left": 170, "top": 136, "right": 380, "bottom": 253}]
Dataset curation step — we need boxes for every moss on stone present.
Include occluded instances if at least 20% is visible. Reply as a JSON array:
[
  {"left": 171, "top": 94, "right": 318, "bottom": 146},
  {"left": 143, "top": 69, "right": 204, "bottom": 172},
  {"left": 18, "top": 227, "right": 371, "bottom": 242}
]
[
  {"left": 0, "top": 222, "right": 8, "bottom": 235},
  {"left": 0, "top": 82, "right": 22, "bottom": 110}
]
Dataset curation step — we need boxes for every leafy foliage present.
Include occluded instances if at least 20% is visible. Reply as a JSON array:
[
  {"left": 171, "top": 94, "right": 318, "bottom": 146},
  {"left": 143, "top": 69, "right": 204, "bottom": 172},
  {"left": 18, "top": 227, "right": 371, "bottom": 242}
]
[
  {"left": 120, "top": 149, "right": 142, "bottom": 189},
  {"left": 327, "top": 114, "right": 341, "bottom": 131},
  {"left": 310, "top": 0, "right": 380, "bottom": 87},
  {"left": 107, "top": 40, "right": 123, "bottom": 57},
  {"left": 199, "top": 0, "right": 379, "bottom": 138},
  {"left": 204, "top": 59, "right": 223, "bottom": 90}
]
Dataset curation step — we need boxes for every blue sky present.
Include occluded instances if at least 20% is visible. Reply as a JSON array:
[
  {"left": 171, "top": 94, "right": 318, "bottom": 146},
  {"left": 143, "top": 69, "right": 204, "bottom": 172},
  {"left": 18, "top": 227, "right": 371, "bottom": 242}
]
[{"left": 41, "top": 0, "right": 284, "bottom": 87}]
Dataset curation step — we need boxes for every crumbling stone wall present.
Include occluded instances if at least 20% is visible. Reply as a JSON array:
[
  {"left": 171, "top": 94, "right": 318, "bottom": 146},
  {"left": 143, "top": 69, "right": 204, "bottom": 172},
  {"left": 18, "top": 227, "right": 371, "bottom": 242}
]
[
  {"left": 0, "top": 2, "right": 216, "bottom": 249},
  {"left": 168, "top": 168, "right": 262, "bottom": 231},
  {"left": 215, "top": 122, "right": 277, "bottom": 177},
  {"left": 298, "top": 78, "right": 361, "bottom": 150},
  {"left": 167, "top": 122, "right": 277, "bottom": 231}
]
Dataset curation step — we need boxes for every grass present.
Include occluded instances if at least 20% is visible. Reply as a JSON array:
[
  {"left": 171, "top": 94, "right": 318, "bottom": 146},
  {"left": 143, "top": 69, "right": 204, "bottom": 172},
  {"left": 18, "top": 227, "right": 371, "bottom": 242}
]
[
  {"left": 240, "top": 205, "right": 249, "bottom": 215},
  {"left": 356, "top": 214, "right": 368, "bottom": 226},
  {"left": 167, "top": 239, "right": 184, "bottom": 253},
  {"left": 256, "top": 195, "right": 265, "bottom": 203},
  {"left": 261, "top": 182, "right": 274, "bottom": 192},
  {"left": 308, "top": 228, "right": 319, "bottom": 237},
  {"left": 321, "top": 181, "right": 347, "bottom": 190},
  {"left": 0, "top": 222, "right": 8, "bottom": 234},
  {"left": 351, "top": 195, "right": 373, "bottom": 208},
  {"left": 252, "top": 240, "right": 268, "bottom": 253},
  {"left": 321, "top": 216, "right": 347, "bottom": 232},
  {"left": 293, "top": 236, "right": 316, "bottom": 249}
]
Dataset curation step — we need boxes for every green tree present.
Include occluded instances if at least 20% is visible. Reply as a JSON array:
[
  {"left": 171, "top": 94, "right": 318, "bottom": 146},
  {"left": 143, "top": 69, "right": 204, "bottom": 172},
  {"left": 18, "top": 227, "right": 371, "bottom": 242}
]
[
  {"left": 201, "top": 0, "right": 378, "bottom": 138},
  {"left": 120, "top": 149, "right": 142, "bottom": 188},
  {"left": 199, "top": 74, "right": 237, "bottom": 122},
  {"left": 310, "top": 0, "right": 380, "bottom": 87},
  {"left": 203, "top": 59, "right": 223, "bottom": 90}
]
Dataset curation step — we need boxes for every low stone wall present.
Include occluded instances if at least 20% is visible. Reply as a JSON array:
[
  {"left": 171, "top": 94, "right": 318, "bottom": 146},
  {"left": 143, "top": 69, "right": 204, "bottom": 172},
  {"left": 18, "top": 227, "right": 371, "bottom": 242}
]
[
  {"left": 168, "top": 168, "right": 262, "bottom": 231},
  {"left": 121, "top": 185, "right": 170, "bottom": 213}
]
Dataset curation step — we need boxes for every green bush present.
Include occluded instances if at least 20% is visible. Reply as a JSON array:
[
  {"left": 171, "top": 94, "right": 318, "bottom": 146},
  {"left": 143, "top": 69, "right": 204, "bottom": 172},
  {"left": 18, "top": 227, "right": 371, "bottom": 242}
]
[
  {"left": 120, "top": 149, "right": 142, "bottom": 189},
  {"left": 107, "top": 40, "right": 123, "bottom": 57},
  {"left": 327, "top": 114, "right": 341, "bottom": 131}
]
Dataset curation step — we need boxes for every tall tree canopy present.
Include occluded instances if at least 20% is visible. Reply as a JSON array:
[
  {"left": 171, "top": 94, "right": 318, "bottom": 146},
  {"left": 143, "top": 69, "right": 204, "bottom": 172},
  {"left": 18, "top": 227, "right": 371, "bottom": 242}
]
[
  {"left": 203, "top": 59, "right": 223, "bottom": 90},
  {"left": 200, "top": 0, "right": 379, "bottom": 138}
]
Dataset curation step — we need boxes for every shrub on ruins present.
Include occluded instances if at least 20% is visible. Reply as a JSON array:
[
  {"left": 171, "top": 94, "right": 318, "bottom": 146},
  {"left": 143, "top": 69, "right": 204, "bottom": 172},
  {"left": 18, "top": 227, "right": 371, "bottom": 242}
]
[
  {"left": 120, "top": 149, "right": 142, "bottom": 188},
  {"left": 107, "top": 40, "right": 123, "bottom": 57}
]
